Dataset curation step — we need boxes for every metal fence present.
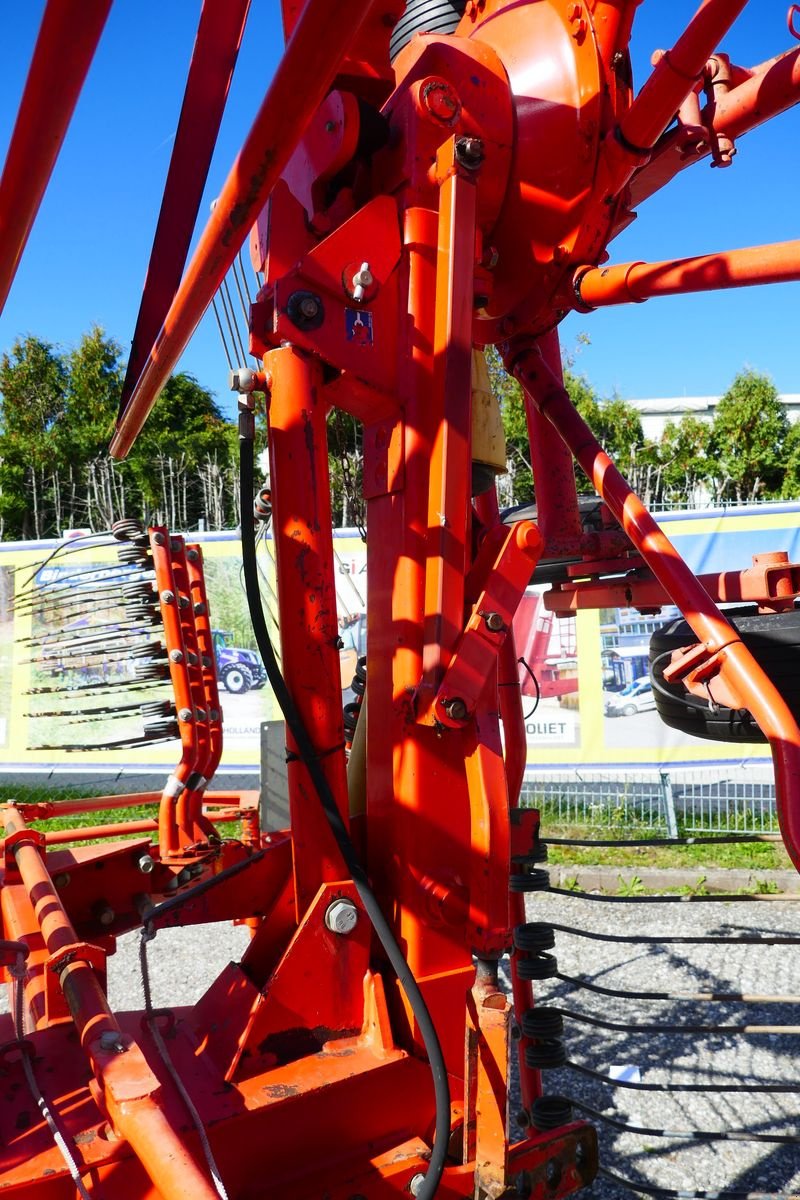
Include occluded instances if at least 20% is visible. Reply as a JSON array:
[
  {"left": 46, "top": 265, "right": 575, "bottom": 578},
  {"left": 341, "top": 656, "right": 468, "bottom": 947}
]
[{"left": 520, "top": 767, "right": 780, "bottom": 835}]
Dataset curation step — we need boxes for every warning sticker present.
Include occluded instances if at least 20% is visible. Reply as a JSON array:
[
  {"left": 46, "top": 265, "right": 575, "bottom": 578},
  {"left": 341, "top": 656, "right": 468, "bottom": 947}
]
[{"left": 345, "top": 308, "right": 374, "bottom": 346}]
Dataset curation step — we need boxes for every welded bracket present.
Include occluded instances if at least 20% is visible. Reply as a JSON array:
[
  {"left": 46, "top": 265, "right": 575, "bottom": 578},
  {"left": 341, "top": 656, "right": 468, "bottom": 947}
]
[{"left": 419, "top": 520, "right": 543, "bottom": 727}]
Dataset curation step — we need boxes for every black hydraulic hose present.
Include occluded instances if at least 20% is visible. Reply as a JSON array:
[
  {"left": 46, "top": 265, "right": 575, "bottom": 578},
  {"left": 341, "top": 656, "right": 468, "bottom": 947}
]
[{"left": 238, "top": 411, "right": 449, "bottom": 1199}]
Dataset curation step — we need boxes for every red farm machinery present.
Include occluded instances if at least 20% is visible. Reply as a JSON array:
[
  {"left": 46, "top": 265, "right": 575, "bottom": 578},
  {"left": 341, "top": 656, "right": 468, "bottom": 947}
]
[{"left": 2, "top": 2, "right": 800, "bottom": 1197}]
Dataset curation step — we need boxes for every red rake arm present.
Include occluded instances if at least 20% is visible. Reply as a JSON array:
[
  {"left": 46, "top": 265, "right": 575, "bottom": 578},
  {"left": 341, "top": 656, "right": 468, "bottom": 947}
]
[
  {"left": 110, "top": 0, "right": 384, "bottom": 460},
  {"left": 0, "top": 0, "right": 111, "bottom": 317}
]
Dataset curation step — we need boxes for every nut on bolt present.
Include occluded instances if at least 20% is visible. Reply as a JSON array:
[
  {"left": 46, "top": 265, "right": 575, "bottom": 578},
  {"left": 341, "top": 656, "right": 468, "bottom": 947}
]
[
  {"left": 454, "top": 135, "right": 484, "bottom": 169},
  {"left": 178, "top": 707, "right": 194, "bottom": 722},
  {"left": 286, "top": 289, "right": 325, "bottom": 330},
  {"left": 443, "top": 697, "right": 469, "bottom": 722},
  {"left": 483, "top": 611, "right": 505, "bottom": 632},
  {"left": 409, "top": 1173, "right": 426, "bottom": 1197},
  {"left": 160, "top": 589, "right": 175, "bottom": 605},
  {"left": 324, "top": 898, "right": 358, "bottom": 935},
  {"left": 99, "top": 1030, "right": 126, "bottom": 1055}
]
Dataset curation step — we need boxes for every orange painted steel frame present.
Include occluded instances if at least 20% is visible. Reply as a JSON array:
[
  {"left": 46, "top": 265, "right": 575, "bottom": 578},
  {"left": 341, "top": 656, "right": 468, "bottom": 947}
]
[{"left": 3, "top": 1, "right": 800, "bottom": 1198}]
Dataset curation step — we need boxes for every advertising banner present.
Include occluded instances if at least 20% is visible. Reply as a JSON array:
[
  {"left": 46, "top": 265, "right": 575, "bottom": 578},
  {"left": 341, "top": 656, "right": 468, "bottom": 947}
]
[{"left": 1, "top": 502, "right": 797, "bottom": 775}]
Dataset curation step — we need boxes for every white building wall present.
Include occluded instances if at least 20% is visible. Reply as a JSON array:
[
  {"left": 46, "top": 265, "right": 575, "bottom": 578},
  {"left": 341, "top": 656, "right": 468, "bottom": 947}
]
[{"left": 628, "top": 394, "right": 800, "bottom": 442}]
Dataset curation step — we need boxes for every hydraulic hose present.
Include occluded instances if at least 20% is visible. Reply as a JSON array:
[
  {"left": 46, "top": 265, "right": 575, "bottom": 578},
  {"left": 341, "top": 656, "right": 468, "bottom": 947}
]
[{"left": 238, "top": 408, "right": 449, "bottom": 1199}]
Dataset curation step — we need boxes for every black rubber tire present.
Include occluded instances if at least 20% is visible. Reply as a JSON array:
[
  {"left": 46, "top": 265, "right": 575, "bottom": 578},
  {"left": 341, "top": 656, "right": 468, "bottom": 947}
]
[
  {"left": 516, "top": 952, "right": 558, "bottom": 982},
  {"left": 222, "top": 664, "right": 254, "bottom": 695},
  {"left": 521, "top": 1007, "right": 564, "bottom": 1039},
  {"left": 513, "top": 922, "right": 556, "bottom": 953},
  {"left": 649, "top": 606, "right": 800, "bottom": 743}
]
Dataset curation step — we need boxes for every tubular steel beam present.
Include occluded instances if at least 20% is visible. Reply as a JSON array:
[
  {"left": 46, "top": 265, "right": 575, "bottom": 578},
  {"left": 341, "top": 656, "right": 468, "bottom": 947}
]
[
  {"left": 119, "top": 0, "right": 251, "bottom": 418},
  {"left": 631, "top": 45, "right": 800, "bottom": 207},
  {"left": 111, "top": 0, "right": 381, "bottom": 459},
  {"left": 1, "top": 806, "right": 219, "bottom": 1200},
  {"left": 618, "top": 0, "right": 749, "bottom": 153},
  {"left": 573, "top": 239, "right": 800, "bottom": 308},
  {"left": 0, "top": 0, "right": 111, "bottom": 316}
]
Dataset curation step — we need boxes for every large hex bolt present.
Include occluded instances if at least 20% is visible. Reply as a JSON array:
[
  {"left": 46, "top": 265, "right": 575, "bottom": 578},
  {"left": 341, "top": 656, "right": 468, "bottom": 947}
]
[{"left": 324, "top": 898, "right": 358, "bottom": 935}]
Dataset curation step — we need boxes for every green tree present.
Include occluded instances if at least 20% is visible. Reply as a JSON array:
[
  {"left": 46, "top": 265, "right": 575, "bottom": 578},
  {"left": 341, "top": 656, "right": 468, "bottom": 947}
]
[
  {"left": 780, "top": 421, "right": 800, "bottom": 501},
  {"left": 0, "top": 335, "right": 68, "bottom": 538},
  {"left": 656, "top": 414, "right": 713, "bottom": 507},
  {"left": 569, "top": 383, "right": 645, "bottom": 494},
  {"left": 128, "top": 373, "right": 238, "bottom": 530},
  {"left": 711, "top": 369, "right": 788, "bottom": 502},
  {"left": 0, "top": 328, "right": 241, "bottom": 537}
]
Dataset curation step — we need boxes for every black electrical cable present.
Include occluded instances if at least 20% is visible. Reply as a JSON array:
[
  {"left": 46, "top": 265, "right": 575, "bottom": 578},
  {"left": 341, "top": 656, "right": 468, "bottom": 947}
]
[{"left": 238, "top": 411, "right": 449, "bottom": 1200}]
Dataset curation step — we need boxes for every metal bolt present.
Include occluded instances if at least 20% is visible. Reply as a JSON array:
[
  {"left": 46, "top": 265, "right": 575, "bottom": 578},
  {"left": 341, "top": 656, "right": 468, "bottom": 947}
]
[
  {"left": 169, "top": 649, "right": 184, "bottom": 663},
  {"left": 178, "top": 708, "right": 194, "bottom": 722},
  {"left": 99, "top": 1031, "right": 126, "bottom": 1055},
  {"left": 210, "top": 709, "right": 220, "bottom": 722},
  {"left": 287, "top": 290, "right": 325, "bottom": 330},
  {"left": 187, "top": 652, "right": 198, "bottom": 666},
  {"left": 443, "top": 697, "right": 469, "bottom": 722},
  {"left": 186, "top": 549, "right": 199, "bottom": 562},
  {"left": 201, "top": 655, "right": 212, "bottom": 669},
  {"left": 160, "top": 589, "right": 175, "bottom": 604},
  {"left": 53, "top": 872, "right": 71, "bottom": 889},
  {"left": 196, "top": 707, "right": 207, "bottom": 721},
  {"left": 324, "top": 898, "right": 358, "bottom": 936},
  {"left": 152, "top": 532, "right": 166, "bottom": 546},
  {"left": 454, "top": 135, "right": 484, "bottom": 169},
  {"left": 484, "top": 611, "right": 505, "bottom": 632},
  {"left": 178, "top": 595, "right": 190, "bottom": 609},
  {"left": 94, "top": 904, "right": 115, "bottom": 927},
  {"left": 193, "top": 601, "right": 207, "bottom": 616},
  {"left": 136, "top": 853, "right": 155, "bottom": 874},
  {"left": 229, "top": 366, "right": 266, "bottom": 394},
  {"left": 351, "top": 262, "right": 373, "bottom": 302},
  {"left": 545, "top": 1160, "right": 562, "bottom": 1187},
  {"left": 409, "top": 1174, "right": 426, "bottom": 1198},
  {"left": 170, "top": 538, "right": 181, "bottom": 553}
]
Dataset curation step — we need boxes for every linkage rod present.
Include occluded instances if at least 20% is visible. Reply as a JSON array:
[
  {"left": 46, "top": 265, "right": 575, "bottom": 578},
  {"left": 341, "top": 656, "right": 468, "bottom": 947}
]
[
  {"left": 0, "top": 0, "right": 111, "bottom": 316},
  {"left": 619, "top": 0, "right": 748, "bottom": 153},
  {"left": 111, "top": 0, "right": 382, "bottom": 459},
  {"left": 503, "top": 342, "right": 800, "bottom": 876},
  {"left": 573, "top": 239, "right": 800, "bottom": 308},
  {"left": 631, "top": 44, "right": 800, "bottom": 207}
]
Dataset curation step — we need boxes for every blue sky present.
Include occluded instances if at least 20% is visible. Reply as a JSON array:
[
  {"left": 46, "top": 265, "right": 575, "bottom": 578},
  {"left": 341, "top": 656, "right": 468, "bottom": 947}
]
[{"left": 0, "top": 2, "right": 798, "bottom": 422}]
